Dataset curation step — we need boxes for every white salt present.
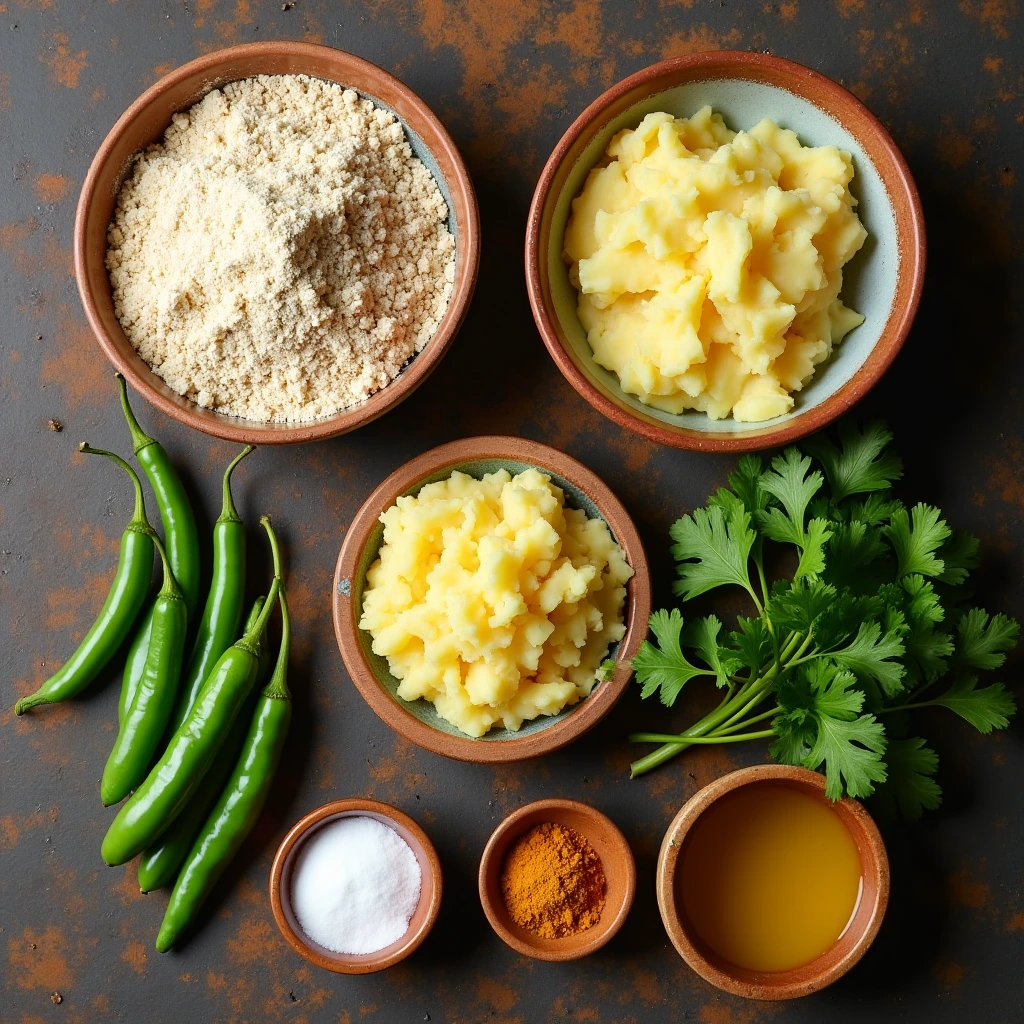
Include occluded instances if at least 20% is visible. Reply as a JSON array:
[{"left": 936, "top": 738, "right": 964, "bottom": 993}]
[{"left": 290, "top": 816, "right": 422, "bottom": 955}]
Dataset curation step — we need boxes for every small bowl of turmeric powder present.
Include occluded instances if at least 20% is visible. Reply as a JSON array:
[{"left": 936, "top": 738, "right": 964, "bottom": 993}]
[{"left": 478, "top": 798, "right": 635, "bottom": 961}]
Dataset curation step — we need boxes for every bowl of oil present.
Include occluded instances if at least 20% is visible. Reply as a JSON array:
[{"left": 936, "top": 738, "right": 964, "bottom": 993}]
[{"left": 656, "top": 763, "right": 888, "bottom": 1000}]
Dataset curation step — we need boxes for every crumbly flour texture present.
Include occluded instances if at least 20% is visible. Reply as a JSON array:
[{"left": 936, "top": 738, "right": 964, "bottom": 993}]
[{"left": 107, "top": 75, "right": 455, "bottom": 422}]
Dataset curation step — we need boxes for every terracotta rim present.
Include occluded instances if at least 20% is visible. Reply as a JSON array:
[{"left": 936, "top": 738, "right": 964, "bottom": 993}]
[
  {"left": 525, "top": 50, "right": 926, "bottom": 453},
  {"left": 478, "top": 798, "right": 636, "bottom": 961},
  {"left": 656, "top": 764, "right": 890, "bottom": 999},
  {"left": 74, "top": 41, "right": 480, "bottom": 444},
  {"left": 333, "top": 436, "right": 651, "bottom": 763},
  {"left": 269, "top": 798, "right": 442, "bottom": 974}
]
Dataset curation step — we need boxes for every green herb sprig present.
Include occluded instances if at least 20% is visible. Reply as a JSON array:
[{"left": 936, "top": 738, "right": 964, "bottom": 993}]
[{"left": 629, "top": 422, "right": 1019, "bottom": 818}]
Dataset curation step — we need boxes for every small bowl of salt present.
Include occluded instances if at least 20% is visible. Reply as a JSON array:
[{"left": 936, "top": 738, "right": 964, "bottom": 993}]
[{"left": 270, "top": 798, "right": 442, "bottom": 974}]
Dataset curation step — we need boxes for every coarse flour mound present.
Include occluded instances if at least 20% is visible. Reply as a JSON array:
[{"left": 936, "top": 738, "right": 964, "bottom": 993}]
[{"left": 107, "top": 75, "right": 455, "bottom": 422}]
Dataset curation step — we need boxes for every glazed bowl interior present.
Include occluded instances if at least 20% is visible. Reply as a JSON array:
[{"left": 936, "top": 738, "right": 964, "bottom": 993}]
[
  {"left": 333, "top": 437, "right": 651, "bottom": 762},
  {"left": 656, "top": 765, "right": 889, "bottom": 1000},
  {"left": 478, "top": 799, "right": 636, "bottom": 961},
  {"left": 530, "top": 52, "right": 923, "bottom": 452},
  {"left": 271, "top": 800, "right": 441, "bottom": 974},
  {"left": 74, "top": 42, "right": 478, "bottom": 444}
]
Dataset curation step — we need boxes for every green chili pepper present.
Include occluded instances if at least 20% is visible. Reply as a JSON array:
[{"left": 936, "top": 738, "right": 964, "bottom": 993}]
[
  {"left": 137, "top": 596, "right": 265, "bottom": 894},
  {"left": 101, "top": 575, "right": 280, "bottom": 867},
  {"left": 169, "top": 445, "right": 254, "bottom": 737},
  {"left": 14, "top": 445, "right": 154, "bottom": 715},
  {"left": 101, "top": 533, "right": 187, "bottom": 806},
  {"left": 116, "top": 374, "right": 201, "bottom": 723},
  {"left": 157, "top": 518, "right": 291, "bottom": 951}
]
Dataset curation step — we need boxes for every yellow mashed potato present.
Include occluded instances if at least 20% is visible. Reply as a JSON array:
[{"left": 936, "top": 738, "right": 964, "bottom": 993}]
[
  {"left": 564, "top": 107, "right": 868, "bottom": 422},
  {"left": 359, "top": 468, "right": 633, "bottom": 738}
]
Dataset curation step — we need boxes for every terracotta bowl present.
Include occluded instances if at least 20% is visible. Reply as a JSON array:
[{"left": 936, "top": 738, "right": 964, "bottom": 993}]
[
  {"left": 478, "top": 798, "right": 636, "bottom": 961},
  {"left": 526, "top": 51, "right": 925, "bottom": 453},
  {"left": 333, "top": 435, "right": 651, "bottom": 763},
  {"left": 269, "top": 799, "right": 442, "bottom": 974},
  {"left": 74, "top": 41, "right": 479, "bottom": 444},
  {"left": 656, "top": 764, "right": 889, "bottom": 999}
]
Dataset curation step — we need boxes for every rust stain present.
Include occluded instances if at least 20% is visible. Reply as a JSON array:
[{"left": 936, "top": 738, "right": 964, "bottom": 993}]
[
  {"left": 110, "top": 864, "right": 146, "bottom": 905},
  {"left": 985, "top": 441, "right": 1024, "bottom": 510},
  {"left": 983, "top": 53, "right": 1004, "bottom": 72},
  {"left": 660, "top": 26, "right": 743, "bottom": 59},
  {"left": 835, "top": 0, "right": 867, "bottom": 15},
  {"left": 7, "top": 926, "right": 73, "bottom": 991},
  {"left": 778, "top": 1, "right": 799, "bottom": 18},
  {"left": 477, "top": 977, "right": 518, "bottom": 1012},
  {"left": 959, "top": 0, "right": 1017, "bottom": 38},
  {"left": 226, "top": 916, "right": 275, "bottom": 965},
  {"left": 38, "top": 31, "right": 89, "bottom": 89},
  {"left": 122, "top": 939, "right": 148, "bottom": 974},
  {"left": 213, "top": 0, "right": 254, "bottom": 44},
  {"left": 92, "top": 994, "right": 111, "bottom": 1012},
  {"left": 1005, "top": 911, "right": 1024, "bottom": 931},
  {"left": 89, "top": 85, "right": 106, "bottom": 107},
  {"left": 938, "top": 127, "right": 976, "bottom": 169},
  {"left": 0, "top": 72, "right": 10, "bottom": 112},
  {"left": 0, "top": 217, "right": 38, "bottom": 251},
  {"left": 0, "top": 815, "right": 20, "bottom": 849},
  {"left": 41, "top": 314, "right": 110, "bottom": 413},
  {"left": 948, "top": 867, "right": 991, "bottom": 909},
  {"left": 32, "top": 173, "right": 72, "bottom": 204},
  {"left": 934, "top": 957, "right": 965, "bottom": 989},
  {"left": 152, "top": 61, "right": 177, "bottom": 79}
]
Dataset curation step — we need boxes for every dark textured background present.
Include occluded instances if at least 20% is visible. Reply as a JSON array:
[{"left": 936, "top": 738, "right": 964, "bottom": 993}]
[{"left": 2, "top": 2, "right": 1022, "bottom": 1022}]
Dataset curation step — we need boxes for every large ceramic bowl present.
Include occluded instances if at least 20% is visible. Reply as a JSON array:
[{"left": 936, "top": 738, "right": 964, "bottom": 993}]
[
  {"left": 333, "top": 436, "right": 651, "bottom": 762},
  {"left": 526, "top": 51, "right": 925, "bottom": 453},
  {"left": 74, "top": 42, "right": 479, "bottom": 444}
]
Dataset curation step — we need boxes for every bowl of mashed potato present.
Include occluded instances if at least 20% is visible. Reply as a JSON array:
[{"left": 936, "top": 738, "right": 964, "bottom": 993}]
[
  {"left": 333, "top": 437, "right": 651, "bottom": 762},
  {"left": 526, "top": 51, "right": 925, "bottom": 452}
]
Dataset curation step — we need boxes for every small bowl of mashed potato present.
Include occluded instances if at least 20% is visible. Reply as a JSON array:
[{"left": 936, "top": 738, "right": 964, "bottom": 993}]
[
  {"left": 527, "top": 51, "right": 925, "bottom": 452},
  {"left": 333, "top": 436, "right": 651, "bottom": 762}
]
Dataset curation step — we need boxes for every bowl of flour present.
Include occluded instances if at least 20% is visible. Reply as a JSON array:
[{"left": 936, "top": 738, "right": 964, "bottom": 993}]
[{"left": 74, "top": 42, "right": 480, "bottom": 443}]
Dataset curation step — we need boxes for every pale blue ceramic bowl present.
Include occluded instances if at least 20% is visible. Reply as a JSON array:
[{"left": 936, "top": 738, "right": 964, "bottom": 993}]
[{"left": 526, "top": 52, "right": 925, "bottom": 453}]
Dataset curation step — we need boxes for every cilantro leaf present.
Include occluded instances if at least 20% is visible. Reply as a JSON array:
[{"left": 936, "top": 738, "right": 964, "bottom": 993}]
[
  {"left": 729, "top": 616, "right": 772, "bottom": 675},
  {"left": 756, "top": 448, "right": 824, "bottom": 545},
  {"left": 884, "top": 503, "right": 951, "bottom": 578},
  {"left": 822, "top": 519, "right": 888, "bottom": 592},
  {"left": 727, "top": 454, "right": 769, "bottom": 514},
  {"left": 776, "top": 661, "right": 888, "bottom": 799},
  {"left": 796, "top": 517, "right": 832, "bottom": 580},
  {"left": 937, "top": 531, "right": 981, "bottom": 586},
  {"left": 882, "top": 575, "right": 952, "bottom": 683},
  {"left": 683, "top": 615, "right": 741, "bottom": 687},
  {"left": 954, "top": 609, "right": 1020, "bottom": 671},
  {"left": 632, "top": 608, "right": 711, "bottom": 706},
  {"left": 930, "top": 676, "right": 1016, "bottom": 733},
  {"left": 847, "top": 494, "right": 903, "bottom": 526},
  {"left": 804, "top": 421, "right": 903, "bottom": 503},
  {"left": 871, "top": 737, "right": 942, "bottom": 820},
  {"left": 831, "top": 621, "right": 907, "bottom": 696},
  {"left": 766, "top": 577, "right": 836, "bottom": 634},
  {"left": 670, "top": 503, "right": 756, "bottom": 601}
]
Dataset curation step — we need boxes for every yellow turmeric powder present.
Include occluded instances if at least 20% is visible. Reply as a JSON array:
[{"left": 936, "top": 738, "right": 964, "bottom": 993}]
[{"left": 500, "top": 822, "right": 606, "bottom": 938}]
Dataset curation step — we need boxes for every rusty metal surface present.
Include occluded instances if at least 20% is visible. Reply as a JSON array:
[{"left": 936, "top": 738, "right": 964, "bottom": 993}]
[{"left": 1, "top": 1, "right": 1022, "bottom": 1021}]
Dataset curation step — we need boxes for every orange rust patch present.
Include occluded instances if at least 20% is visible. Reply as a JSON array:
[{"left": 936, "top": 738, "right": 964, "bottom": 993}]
[
  {"left": 41, "top": 314, "right": 109, "bottom": 413},
  {"left": 660, "top": 25, "right": 743, "bottom": 59},
  {"left": 778, "top": 1, "right": 799, "bottom": 18},
  {"left": 983, "top": 54, "right": 1004, "bottom": 73},
  {"left": 153, "top": 61, "right": 177, "bottom": 79},
  {"left": 477, "top": 977, "right": 518, "bottom": 1012},
  {"left": 226, "top": 916, "right": 275, "bottom": 965},
  {"left": 959, "top": 0, "right": 1016, "bottom": 38},
  {"left": 92, "top": 994, "right": 111, "bottom": 1012},
  {"left": 938, "top": 128, "right": 976, "bottom": 169},
  {"left": 7, "top": 926, "right": 73, "bottom": 991},
  {"left": 0, "top": 218, "right": 37, "bottom": 251},
  {"left": 213, "top": 0, "right": 254, "bottom": 44},
  {"left": 699, "top": 1004, "right": 761, "bottom": 1024},
  {"left": 1005, "top": 911, "right": 1024, "bottom": 931},
  {"left": 38, "top": 31, "right": 89, "bottom": 89},
  {"left": 0, "top": 815, "right": 19, "bottom": 849},
  {"left": 948, "top": 867, "right": 991, "bottom": 909},
  {"left": 0, "top": 72, "right": 10, "bottom": 112},
  {"left": 836, "top": 0, "right": 866, "bottom": 15},
  {"left": 535, "top": 0, "right": 604, "bottom": 61},
  {"left": 934, "top": 957, "right": 965, "bottom": 988},
  {"left": 33, "top": 173, "right": 72, "bottom": 204},
  {"left": 985, "top": 441, "right": 1024, "bottom": 510},
  {"left": 122, "top": 939, "right": 147, "bottom": 974},
  {"left": 110, "top": 863, "right": 146, "bottom": 905},
  {"left": 630, "top": 968, "right": 663, "bottom": 1006}
]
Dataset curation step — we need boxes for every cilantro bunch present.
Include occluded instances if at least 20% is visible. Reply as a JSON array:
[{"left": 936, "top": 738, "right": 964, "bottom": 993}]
[{"left": 629, "top": 423, "right": 1020, "bottom": 818}]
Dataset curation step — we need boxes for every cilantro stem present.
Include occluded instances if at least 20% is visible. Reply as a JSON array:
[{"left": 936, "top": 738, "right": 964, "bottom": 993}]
[
  {"left": 715, "top": 706, "right": 779, "bottom": 734},
  {"left": 629, "top": 730, "right": 775, "bottom": 745}
]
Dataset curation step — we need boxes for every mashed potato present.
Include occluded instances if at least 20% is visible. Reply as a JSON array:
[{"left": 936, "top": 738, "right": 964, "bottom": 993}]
[
  {"left": 564, "top": 107, "right": 867, "bottom": 422},
  {"left": 359, "top": 468, "right": 633, "bottom": 737}
]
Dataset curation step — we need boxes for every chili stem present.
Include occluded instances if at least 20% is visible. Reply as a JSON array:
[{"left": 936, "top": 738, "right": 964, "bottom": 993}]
[
  {"left": 115, "top": 373, "right": 157, "bottom": 454},
  {"left": 79, "top": 443, "right": 150, "bottom": 533}
]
